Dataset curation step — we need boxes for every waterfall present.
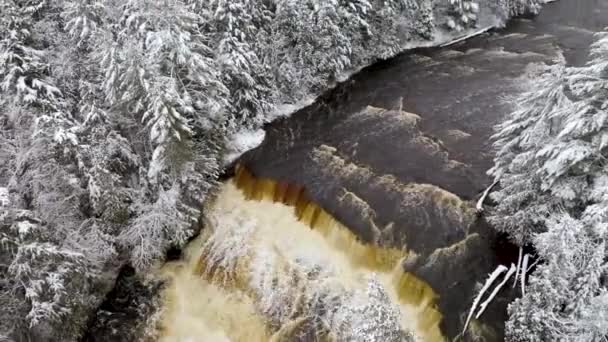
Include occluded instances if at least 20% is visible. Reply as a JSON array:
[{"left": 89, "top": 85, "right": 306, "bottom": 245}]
[{"left": 158, "top": 165, "right": 444, "bottom": 341}]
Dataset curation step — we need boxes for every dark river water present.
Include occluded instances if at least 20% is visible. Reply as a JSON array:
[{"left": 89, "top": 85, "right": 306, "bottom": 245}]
[{"left": 237, "top": 0, "right": 608, "bottom": 340}]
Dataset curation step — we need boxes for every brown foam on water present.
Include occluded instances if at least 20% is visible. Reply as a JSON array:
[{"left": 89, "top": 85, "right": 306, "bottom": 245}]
[
  {"left": 158, "top": 165, "right": 445, "bottom": 341},
  {"left": 159, "top": 233, "right": 270, "bottom": 342}
]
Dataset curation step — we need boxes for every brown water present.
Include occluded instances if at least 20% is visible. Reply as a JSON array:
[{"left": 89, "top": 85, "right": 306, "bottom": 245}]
[
  {"left": 159, "top": 171, "right": 445, "bottom": 341},
  {"left": 236, "top": 0, "right": 608, "bottom": 339},
  {"left": 158, "top": 1, "right": 608, "bottom": 340}
]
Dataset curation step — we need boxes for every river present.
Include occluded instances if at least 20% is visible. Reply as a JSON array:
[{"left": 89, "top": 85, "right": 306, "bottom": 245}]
[{"left": 159, "top": 1, "right": 608, "bottom": 341}]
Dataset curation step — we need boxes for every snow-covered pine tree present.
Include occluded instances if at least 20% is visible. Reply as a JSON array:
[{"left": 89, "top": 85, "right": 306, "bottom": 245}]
[
  {"left": 0, "top": 210, "right": 97, "bottom": 340},
  {"left": 446, "top": 0, "right": 480, "bottom": 31},
  {"left": 266, "top": 0, "right": 315, "bottom": 100},
  {"left": 261, "top": 0, "right": 435, "bottom": 104},
  {"left": 1, "top": 0, "right": 83, "bottom": 244},
  {"left": 76, "top": 122, "right": 138, "bottom": 268},
  {"left": 270, "top": 0, "right": 367, "bottom": 98},
  {"left": 488, "top": 60, "right": 572, "bottom": 245},
  {"left": 100, "top": 0, "right": 228, "bottom": 181},
  {"left": 0, "top": 1, "right": 109, "bottom": 339},
  {"left": 491, "top": 32, "right": 608, "bottom": 241},
  {"left": 62, "top": 0, "right": 105, "bottom": 47},
  {"left": 335, "top": 0, "right": 372, "bottom": 67},
  {"left": 490, "top": 31, "right": 608, "bottom": 341},
  {"left": 0, "top": 0, "right": 61, "bottom": 108},
  {"left": 407, "top": 0, "right": 435, "bottom": 40},
  {"left": 504, "top": 0, "right": 541, "bottom": 17},
  {"left": 366, "top": 0, "right": 433, "bottom": 60},
  {"left": 209, "top": 0, "right": 274, "bottom": 129},
  {"left": 95, "top": 0, "right": 230, "bottom": 270},
  {"left": 536, "top": 32, "right": 608, "bottom": 194},
  {"left": 309, "top": 0, "right": 353, "bottom": 83},
  {"left": 118, "top": 184, "right": 194, "bottom": 271},
  {"left": 506, "top": 214, "right": 608, "bottom": 341}
]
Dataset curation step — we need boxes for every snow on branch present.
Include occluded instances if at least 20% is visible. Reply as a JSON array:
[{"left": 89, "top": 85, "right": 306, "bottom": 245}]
[
  {"left": 476, "top": 178, "right": 499, "bottom": 212},
  {"left": 463, "top": 265, "right": 508, "bottom": 334},
  {"left": 513, "top": 247, "right": 523, "bottom": 288},
  {"left": 462, "top": 253, "right": 534, "bottom": 335},
  {"left": 520, "top": 253, "right": 529, "bottom": 296},
  {"left": 476, "top": 263, "right": 516, "bottom": 319}
]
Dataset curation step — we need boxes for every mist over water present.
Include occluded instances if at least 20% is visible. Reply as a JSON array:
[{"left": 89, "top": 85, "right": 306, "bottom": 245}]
[{"left": 159, "top": 175, "right": 444, "bottom": 342}]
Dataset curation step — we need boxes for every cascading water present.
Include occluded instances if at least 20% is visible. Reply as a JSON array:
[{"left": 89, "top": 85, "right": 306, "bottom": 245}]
[
  {"left": 148, "top": 3, "right": 608, "bottom": 341},
  {"left": 158, "top": 166, "right": 444, "bottom": 341}
]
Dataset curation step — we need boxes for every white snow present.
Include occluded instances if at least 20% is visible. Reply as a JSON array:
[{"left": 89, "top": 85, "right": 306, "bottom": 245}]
[
  {"left": 266, "top": 97, "right": 316, "bottom": 122},
  {"left": 520, "top": 254, "right": 530, "bottom": 295},
  {"left": 439, "top": 26, "right": 494, "bottom": 48},
  {"left": 0, "top": 187, "right": 8, "bottom": 207},
  {"left": 476, "top": 263, "right": 516, "bottom": 319},
  {"left": 513, "top": 247, "right": 523, "bottom": 288},
  {"left": 476, "top": 179, "right": 499, "bottom": 212},
  {"left": 223, "top": 99, "right": 317, "bottom": 166},
  {"left": 463, "top": 265, "right": 508, "bottom": 335},
  {"left": 17, "top": 221, "right": 36, "bottom": 239},
  {"left": 223, "top": 128, "right": 266, "bottom": 166}
]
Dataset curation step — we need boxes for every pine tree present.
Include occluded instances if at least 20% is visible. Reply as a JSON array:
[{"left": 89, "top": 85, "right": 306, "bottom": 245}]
[
  {"left": 0, "top": 0, "right": 61, "bottom": 108},
  {"left": 270, "top": 0, "right": 355, "bottom": 94},
  {"left": 334, "top": 0, "right": 372, "bottom": 67},
  {"left": 490, "top": 32, "right": 608, "bottom": 341},
  {"left": 2, "top": 216, "right": 95, "bottom": 325},
  {"left": 491, "top": 33, "right": 608, "bottom": 242},
  {"left": 99, "top": 0, "right": 228, "bottom": 181},
  {"left": 62, "top": 0, "right": 105, "bottom": 46},
  {"left": 489, "top": 60, "right": 572, "bottom": 245},
  {"left": 210, "top": 0, "right": 274, "bottom": 129},
  {"left": 504, "top": 0, "right": 541, "bottom": 17},
  {"left": 506, "top": 214, "right": 607, "bottom": 342},
  {"left": 446, "top": 0, "right": 480, "bottom": 31},
  {"left": 368, "top": 0, "right": 404, "bottom": 58},
  {"left": 536, "top": 32, "right": 608, "bottom": 193},
  {"left": 119, "top": 185, "right": 195, "bottom": 271},
  {"left": 93, "top": 0, "right": 231, "bottom": 270},
  {"left": 268, "top": 0, "right": 316, "bottom": 100},
  {"left": 0, "top": 2, "right": 105, "bottom": 339},
  {"left": 310, "top": 0, "right": 353, "bottom": 81}
]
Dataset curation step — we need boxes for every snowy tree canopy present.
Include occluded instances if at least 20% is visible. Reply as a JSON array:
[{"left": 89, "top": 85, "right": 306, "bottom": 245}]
[
  {"left": 488, "top": 60, "right": 572, "bottom": 245},
  {"left": 0, "top": 0, "right": 547, "bottom": 340},
  {"left": 489, "top": 31, "right": 608, "bottom": 341}
]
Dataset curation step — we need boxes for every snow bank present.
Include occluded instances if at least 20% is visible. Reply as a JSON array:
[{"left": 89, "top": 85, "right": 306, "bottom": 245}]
[
  {"left": 266, "top": 98, "right": 316, "bottom": 122},
  {"left": 223, "top": 129, "right": 266, "bottom": 166}
]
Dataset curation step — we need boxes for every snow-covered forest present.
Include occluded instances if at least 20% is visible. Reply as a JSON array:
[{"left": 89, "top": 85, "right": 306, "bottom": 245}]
[
  {"left": 1, "top": 0, "right": 593, "bottom": 340},
  {"left": 489, "top": 32, "right": 608, "bottom": 340}
]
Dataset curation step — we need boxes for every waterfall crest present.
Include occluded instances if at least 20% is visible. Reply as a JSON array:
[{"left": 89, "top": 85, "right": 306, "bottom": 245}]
[{"left": 158, "top": 165, "right": 445, "bottom": 341}]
